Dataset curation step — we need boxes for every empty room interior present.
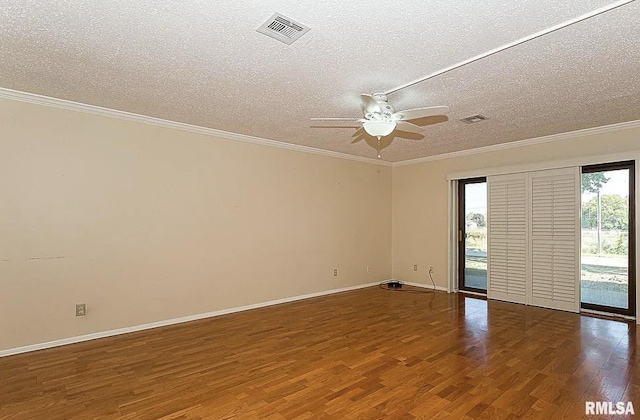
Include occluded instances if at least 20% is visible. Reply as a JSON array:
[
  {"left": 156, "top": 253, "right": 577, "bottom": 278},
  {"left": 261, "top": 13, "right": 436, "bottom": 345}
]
[{"left": 1, "top": 1, "right": 640, "bottom": 418}]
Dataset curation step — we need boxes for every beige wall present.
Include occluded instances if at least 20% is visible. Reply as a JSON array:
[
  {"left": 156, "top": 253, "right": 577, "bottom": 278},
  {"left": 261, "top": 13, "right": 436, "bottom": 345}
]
[
  {"left": 0, "top": 98, "right": 392, "bottom": 351},
  {"left": 3, "top": 94, "right": 638, "bottom": 352},
  {"left": 392, "top": 126, "right": 640, "bottom": 289}
]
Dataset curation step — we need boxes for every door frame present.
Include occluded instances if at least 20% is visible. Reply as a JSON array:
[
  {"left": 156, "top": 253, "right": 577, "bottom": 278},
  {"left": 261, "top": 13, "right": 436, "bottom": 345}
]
[
  {"left": 458, "top": 177, "right": 488, "bottom": 294},
  {"left": 580, "top": 160, "right": 636, "bottom": 316}
]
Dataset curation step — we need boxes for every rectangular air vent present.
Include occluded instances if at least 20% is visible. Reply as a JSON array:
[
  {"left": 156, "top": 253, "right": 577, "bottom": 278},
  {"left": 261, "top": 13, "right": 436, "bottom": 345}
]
[
  {"left": 257, "top": 13, "right": 310, "bottom": 45},
  {"left": 461, "top": 114, "right": 488, "bottom": 124}
]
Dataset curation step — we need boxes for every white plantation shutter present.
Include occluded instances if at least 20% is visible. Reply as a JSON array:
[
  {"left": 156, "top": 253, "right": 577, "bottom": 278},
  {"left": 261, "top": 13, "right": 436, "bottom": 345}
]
[
  {"left": 485, "top": 168, "right": 580, "bottom": 312},
  {"left": 487, "top": 174, "right": 528, "bottom": 304},
  {"left": 529, "top": 168, "right": 580, "bottom": 312}
]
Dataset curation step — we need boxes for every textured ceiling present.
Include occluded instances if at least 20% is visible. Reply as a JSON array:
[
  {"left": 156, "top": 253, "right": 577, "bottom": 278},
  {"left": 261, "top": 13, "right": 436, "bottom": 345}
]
[{"left": 1, "top": 1, "right": 639, "bottom": 162}]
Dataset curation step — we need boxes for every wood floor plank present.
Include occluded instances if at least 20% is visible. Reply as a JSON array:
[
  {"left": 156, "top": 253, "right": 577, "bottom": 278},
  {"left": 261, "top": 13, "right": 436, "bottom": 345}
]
[{"left": 1, "top": 287, "right": 638, "bottom": 418}]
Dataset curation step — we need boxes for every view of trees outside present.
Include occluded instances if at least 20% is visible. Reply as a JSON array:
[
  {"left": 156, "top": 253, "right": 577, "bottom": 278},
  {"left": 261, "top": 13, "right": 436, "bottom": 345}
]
[
  {"left": 464, "top": 211, "right": 487, "bottom": 287},
  {"left": 463, "top": 183, "right": 487, "bottom": 289},
  {"left": 465, "top": 212, "right": 487, "bottom": 253},
  {"left": 581, "top": 169, "right": 629, "bottom": 309}
]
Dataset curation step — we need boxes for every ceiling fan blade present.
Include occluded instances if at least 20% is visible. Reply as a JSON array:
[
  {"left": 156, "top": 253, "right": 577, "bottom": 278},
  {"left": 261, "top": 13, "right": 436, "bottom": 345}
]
[
  {"left": 360, "top": 94, "right": 381, "bottom": 114},
  {"left": 393, "top": 106, "right": 449, "bottom": 121},
  {"left": 351, "top": 127, "right": 365, "bottom": 138},
  {"left": 396, "top": 121, "right": 424, "bottom": 134}
]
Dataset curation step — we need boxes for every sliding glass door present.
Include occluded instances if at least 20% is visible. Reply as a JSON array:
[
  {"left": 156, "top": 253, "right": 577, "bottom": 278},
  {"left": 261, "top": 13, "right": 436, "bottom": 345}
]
[
  {"left": 458, "top": 178, "right": 487, "bottom": 293},
  {"left": 581, "top": 161, "right": 636, "bottom": 316}
]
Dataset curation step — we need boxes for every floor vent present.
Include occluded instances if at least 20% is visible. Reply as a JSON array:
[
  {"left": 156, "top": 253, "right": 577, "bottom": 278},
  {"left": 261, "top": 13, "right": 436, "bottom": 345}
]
[{"left": 257, "top": 13, "right": 310, "bottom": 45}]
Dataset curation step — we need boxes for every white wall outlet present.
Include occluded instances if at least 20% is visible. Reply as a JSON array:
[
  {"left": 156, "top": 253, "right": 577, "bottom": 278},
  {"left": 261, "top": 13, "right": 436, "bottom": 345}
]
[
  {"left": 367, "top": 265, "right": 371, "bottom": 273},
  {"left": 413, "top": 264, "right": 418, "bottom": 271},
  {"left": 429, "top": 266, "right": 434, "bottom": 273},
  {"left": 333, "top": 269, "right": 338, "bottom": 276},
  {"left": 76, "top": 303, "right": 86, "bottom": 317}
]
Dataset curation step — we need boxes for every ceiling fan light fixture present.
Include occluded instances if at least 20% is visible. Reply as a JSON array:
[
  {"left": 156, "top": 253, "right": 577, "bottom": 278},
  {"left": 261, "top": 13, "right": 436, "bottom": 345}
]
[{"left": 362, "top": 120, "right": 396, "bottom": 138}]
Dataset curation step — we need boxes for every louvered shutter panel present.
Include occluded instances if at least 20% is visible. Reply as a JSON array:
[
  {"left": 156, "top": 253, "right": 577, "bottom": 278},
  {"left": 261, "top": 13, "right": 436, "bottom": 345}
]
[
  {"left": 529, "top": 167, "right": 580, "bottom": 312},
  {"left": 487, "top": 174, "right": 527, "bottom": 304}
]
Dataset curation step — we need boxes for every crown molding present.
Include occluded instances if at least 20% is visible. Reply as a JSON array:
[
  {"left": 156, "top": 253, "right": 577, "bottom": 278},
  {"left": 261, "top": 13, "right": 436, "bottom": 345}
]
[
  {"left": 0, "top": 87, "right": 392, "bottom": 167},
  {"left": 3, "top": 87, "right": 638, "bottom": 169},
  {"left": 393, "top": 119, "right": 640, "bottom": 167}
]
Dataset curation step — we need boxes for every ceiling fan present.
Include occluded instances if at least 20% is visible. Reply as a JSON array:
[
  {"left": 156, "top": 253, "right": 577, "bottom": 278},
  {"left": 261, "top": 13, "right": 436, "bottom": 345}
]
[
  {"left": 311, "top": 93, "right": 448, "bottom": 158},
  {"left": 307, "top": 0, "right": 634, "bottom": 159}
]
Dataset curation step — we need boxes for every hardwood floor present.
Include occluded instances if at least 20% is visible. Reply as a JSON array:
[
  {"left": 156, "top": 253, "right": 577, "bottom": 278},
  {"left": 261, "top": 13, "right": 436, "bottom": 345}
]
[{"left": 1, "top": 287, "right": 638, "bottom": 419}]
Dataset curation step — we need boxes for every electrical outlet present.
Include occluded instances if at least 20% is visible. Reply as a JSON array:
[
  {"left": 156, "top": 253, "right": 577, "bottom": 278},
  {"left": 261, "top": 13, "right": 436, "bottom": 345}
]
[
  {"left": 413, "top": 264, "right": 418, "bottom": 271},
  {"left": 367, "top": 266, "right": 371, "bottom": 273},
  {"left": 334, "top": 269, "right": 338, "bottom": 276},
  {"left": 76, "top": 303, "right": 86, "bottom": 317},
  {"left": 429, "top": 266, "right": 434, "bottom": 273}
]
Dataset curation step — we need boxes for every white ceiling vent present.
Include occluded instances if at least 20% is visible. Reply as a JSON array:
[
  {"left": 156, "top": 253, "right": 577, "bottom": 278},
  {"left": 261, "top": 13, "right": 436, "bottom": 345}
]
[{"left": 257, "top": 13, "right": 310, "bottom": 45}]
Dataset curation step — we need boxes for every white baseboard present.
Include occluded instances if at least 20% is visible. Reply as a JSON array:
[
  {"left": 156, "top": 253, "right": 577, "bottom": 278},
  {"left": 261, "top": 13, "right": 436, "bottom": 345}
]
[{"left": 0, "top": 281, "right": 381, "bottom": 358}]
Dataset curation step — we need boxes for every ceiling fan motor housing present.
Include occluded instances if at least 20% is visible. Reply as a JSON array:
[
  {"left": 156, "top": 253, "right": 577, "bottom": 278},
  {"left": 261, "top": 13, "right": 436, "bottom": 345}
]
[
  {"left": 372, "top": 93, "right": 388, "bottom": 102},
  {"left": 370, "top": 93, "right": 395, "bottom": 119}
]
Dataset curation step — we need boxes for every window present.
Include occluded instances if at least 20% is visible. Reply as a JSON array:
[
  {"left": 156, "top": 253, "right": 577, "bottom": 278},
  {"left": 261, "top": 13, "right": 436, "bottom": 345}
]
[
  {"left": 458, "top": 178, "right": 487, "bottom": 293},
  {"left": 581, "top": 161, "right": 636, "bottom": 316}
]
